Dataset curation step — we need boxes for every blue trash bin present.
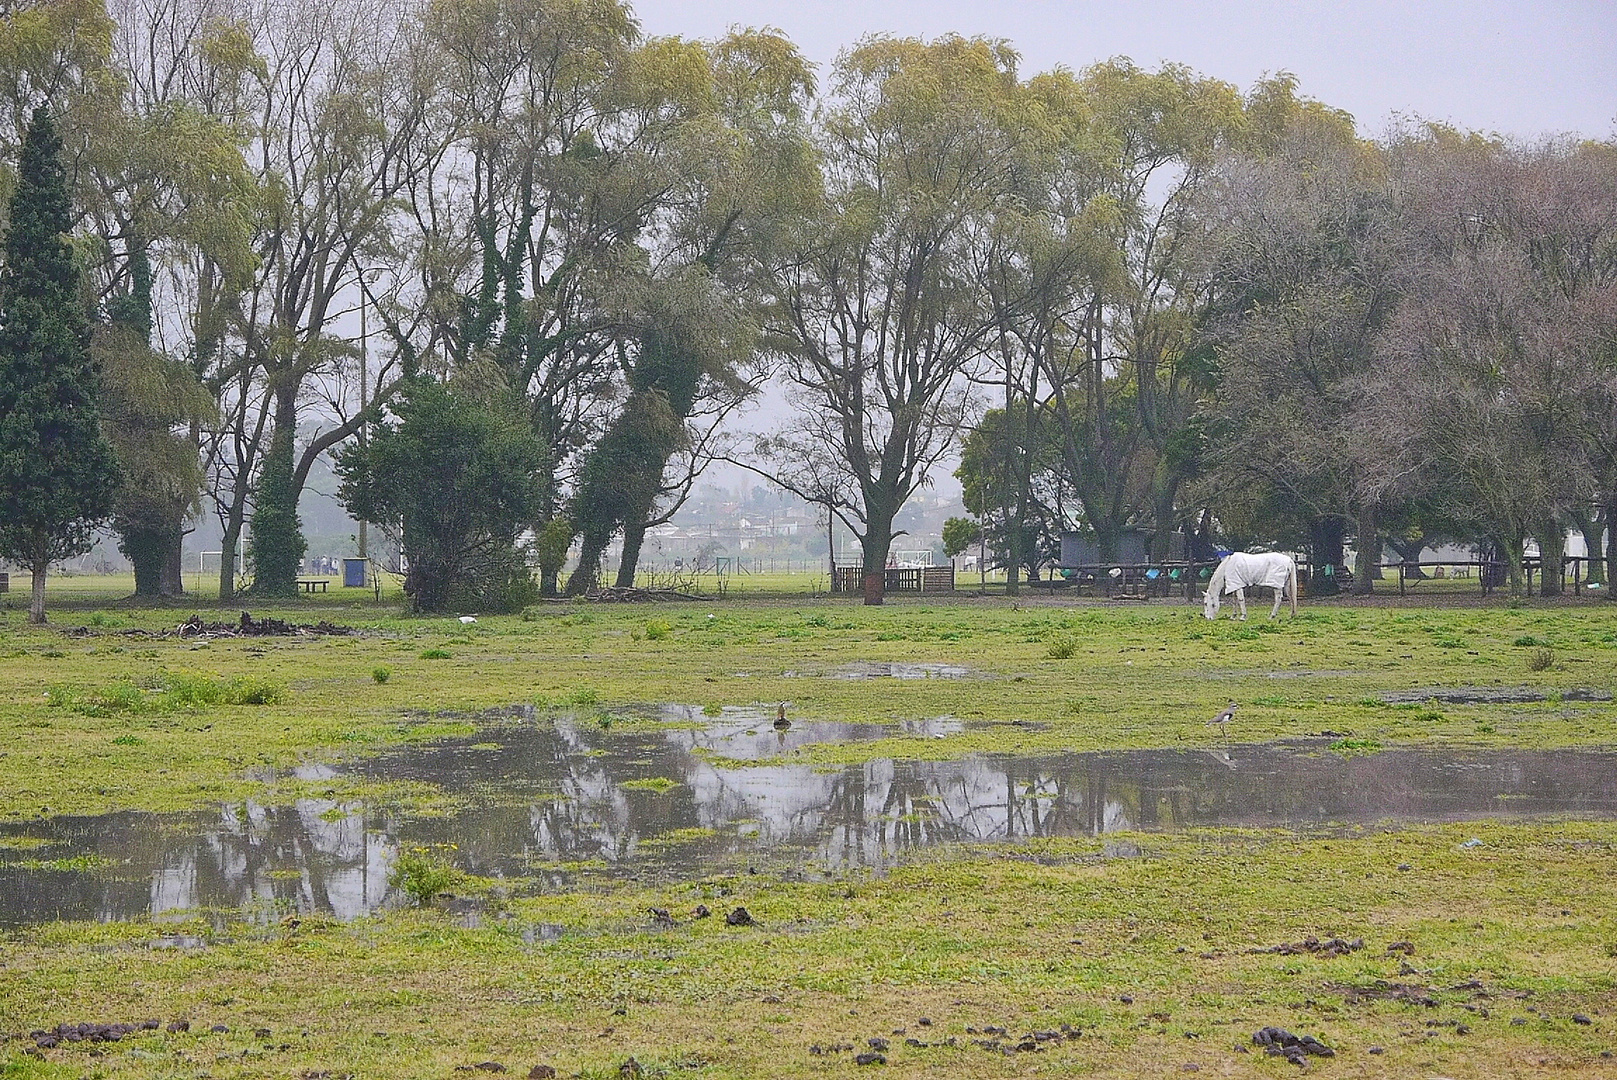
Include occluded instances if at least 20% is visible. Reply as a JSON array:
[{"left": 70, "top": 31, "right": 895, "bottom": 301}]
[{"left": 343, "top": 558, "right": 368, "bottom": 588}]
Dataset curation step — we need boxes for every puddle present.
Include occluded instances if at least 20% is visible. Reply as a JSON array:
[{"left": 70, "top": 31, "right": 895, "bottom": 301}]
[
  {"left": 834, "top": 662, "right": 969, "bottom": 679},
  {"left": 2, "top": 720, "right": 1614, "bottom": 927},
  {"left": 1381, "top": 687, "right": 1613, "bottom": 705}
]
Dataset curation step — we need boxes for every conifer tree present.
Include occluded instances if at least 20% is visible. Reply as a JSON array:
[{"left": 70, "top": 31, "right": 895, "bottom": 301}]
[{"left": 0, "top": 108, "right": 120, "bottom": 623}]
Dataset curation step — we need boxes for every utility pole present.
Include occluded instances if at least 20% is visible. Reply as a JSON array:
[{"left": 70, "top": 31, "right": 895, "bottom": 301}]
[{"left": 357, "top": 272, "right": 372, "bottom": 560}]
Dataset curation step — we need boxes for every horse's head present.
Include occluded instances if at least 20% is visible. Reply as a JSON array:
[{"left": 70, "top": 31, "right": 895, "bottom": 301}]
[{"left": 1202, "top": 589, "right": 1220, "bottom": 620}]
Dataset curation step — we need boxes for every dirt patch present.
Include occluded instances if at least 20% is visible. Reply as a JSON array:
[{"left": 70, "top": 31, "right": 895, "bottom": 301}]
[{"left": 1248, "top": 934, "right": 1364, "bottom": 958}]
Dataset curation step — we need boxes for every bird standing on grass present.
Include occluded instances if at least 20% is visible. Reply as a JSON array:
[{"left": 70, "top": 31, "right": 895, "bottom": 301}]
[{"left": 1209, "top": 701, "right": 1238, "bottom": 732}]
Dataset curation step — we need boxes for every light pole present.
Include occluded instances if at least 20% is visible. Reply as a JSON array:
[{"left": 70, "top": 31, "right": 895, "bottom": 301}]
[{"left": 356, "top": 267, "right": 384, "bottom": 561}]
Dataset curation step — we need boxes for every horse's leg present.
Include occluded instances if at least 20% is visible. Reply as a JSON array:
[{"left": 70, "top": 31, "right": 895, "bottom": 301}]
[
  {"left": 1235, "top": 588, "right": 1247, "bottom": 620},
  {"left": 1270, "top": 587, "right": 1283, "bottom": 619}
]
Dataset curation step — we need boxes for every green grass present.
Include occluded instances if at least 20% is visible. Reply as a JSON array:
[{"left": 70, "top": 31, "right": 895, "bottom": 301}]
[
  {"left": 1, "top": 583, "right": 1616, "bottom": 1076},
  {"left": 2, "top": 588, "right": 1616, "bottom": 821}
]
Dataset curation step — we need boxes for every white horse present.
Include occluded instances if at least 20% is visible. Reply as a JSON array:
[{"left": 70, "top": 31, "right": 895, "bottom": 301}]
[{"left": 1202, "top": 552, "right": 1299, "bottom": 620}]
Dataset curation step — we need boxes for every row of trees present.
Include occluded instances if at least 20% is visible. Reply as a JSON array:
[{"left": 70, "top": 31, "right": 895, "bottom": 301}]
[
  {"left": 954, "top": 116, "right": 1617, "bottom": 597},
  {"left": 1, "top": 0, "right": 1612, "bottom": 615}
]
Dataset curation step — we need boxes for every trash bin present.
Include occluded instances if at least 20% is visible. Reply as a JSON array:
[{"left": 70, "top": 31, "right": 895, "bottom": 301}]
[{"left": 343, "top": 558, "right": 369, "bottom": 588}]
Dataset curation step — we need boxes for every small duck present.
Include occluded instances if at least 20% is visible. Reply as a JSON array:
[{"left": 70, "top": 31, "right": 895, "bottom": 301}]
[{"left": 773, "top": 703, "right": 791, "bottom": 731}]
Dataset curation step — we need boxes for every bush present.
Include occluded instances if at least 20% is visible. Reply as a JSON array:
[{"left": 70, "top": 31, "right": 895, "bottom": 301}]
[
  {"left": 372, "top": 666, "right": 391, "bottom": 684},
  {"left": 389, "top": 847, "right": 461, "bottom": 906},
  {"left": 1527, "top": 647, "right": 1554, "bottom": 672},
  {"left": 420, "top": 648, "right": 450, "bottom": 660},
  {"left": 1046, "top": 635, "right": 1076, "bottom": 660},
  {"left": 224, "top": 676, "right": 287, "bottom": 706},
  {"left": 645, "top": 618, "right": 671, "bottom": 641}
]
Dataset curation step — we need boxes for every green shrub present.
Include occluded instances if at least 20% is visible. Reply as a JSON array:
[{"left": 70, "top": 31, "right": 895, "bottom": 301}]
[
  {"left": 372, "top": 666, "right": 392, "bottom": 684},
  {"left": 1513, "top": 635, "right": 1544, "bottom": 647},
  {"left": 224, "top": 676, "right": 287, "bottom": 706},
  {"left": 163, "top": 672, "right": 224, "bottom": 708},
  {"left": 389, "top": 847, "right": 461, "bottom": 906},
  {"left": 1046, "top": 635, "right": 1076, "bottom": 660},
  {"left": 644, "top": 618, "right": 672, "bottom": 641},
  {"left": 1527, "top": 647, "right": 1554, "bottom": 672},
  {"left": 420, "top": 648, "right": 451, "bottom": 660},
  {"left": 567, "top": 686, "right": 599, "bottom": 706}
]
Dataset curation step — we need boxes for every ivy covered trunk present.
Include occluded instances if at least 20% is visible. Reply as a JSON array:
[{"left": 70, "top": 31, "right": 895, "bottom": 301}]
[
  {"left": 249, "top": 388, "right": 306, "bottom": 597},
  {"left": 615, "top": 521, "right": 648, "bottom": 588}
]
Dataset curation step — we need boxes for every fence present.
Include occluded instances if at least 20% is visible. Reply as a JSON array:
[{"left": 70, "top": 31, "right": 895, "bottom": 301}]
[
  {"left": 830, "top": 565, "right": 957, "bottom": 594},
  {"left": 1041, "top": 561, "right": 1209, "bottom": 600},
  {"left": 1388, "top": 557, "right": 1604, "bottom": 597}
]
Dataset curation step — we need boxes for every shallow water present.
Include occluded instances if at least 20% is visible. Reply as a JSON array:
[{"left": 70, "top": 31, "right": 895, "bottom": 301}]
[{"left": 2, "top": 714, "right": 1614, "bottom": 926}]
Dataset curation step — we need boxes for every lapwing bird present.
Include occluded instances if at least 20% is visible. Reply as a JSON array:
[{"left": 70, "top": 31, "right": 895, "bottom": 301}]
[
  {"left": 773, "top": 703, "right": 791, "bottom": 731},
  {"left": 1208, "top": 701, "right": 1238, "bottom": 730}
]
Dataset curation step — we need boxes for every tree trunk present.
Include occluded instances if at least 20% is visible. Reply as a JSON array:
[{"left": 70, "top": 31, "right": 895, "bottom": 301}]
[
  {"left": 1503, "top": 533, "right": 1525, "bottom": 596},
  {"left": 1004, "top": 513, "right": 1020, "bottom": 596},
  {"left": 1385, "top": 535, "right": 1430, "bottom": 579},
  {"left": 860, "top": 523, "right": 895, "bottom": 606},
  {"left": 29, "top": 556, "right": 46, "bottom": 624},
  {"left": 1307, "top": 516, "right": 1346, "bottom": 596},
  {"left": 1538, "top": 518, "right": 1565, "bottom": 597},
  {"left": 566, "top": 528, "right": 609, "bottom": 595},
  {"left": 219, "top": 518, "right": 241, "bottom": 600},
  {"left": 127, "top": 526, "right": 165, "bottom": 598},
  {"left": 160, "top": 527, "right": 185, "bottom": 597},
  {"left": 539, "top": 566, "right": 560, "bottom": 598},
  {"left": 1150, "top": 482, "right": 1179, "bottom": 563},
  {"left": 1567, "top": 506, "right": 1603, "bottom": 587},
  {"left": 249, "top": 386, "right": 306, "bottom": 598},
  {"left": 615, "top": 521, "right": 647, "bottom": 588},
  {"left": 1351, "top": 506, "right": 1377, "bottom": 595},
  {"left": 1606, "top": 496, "right": 1617, "bottom": 594}
]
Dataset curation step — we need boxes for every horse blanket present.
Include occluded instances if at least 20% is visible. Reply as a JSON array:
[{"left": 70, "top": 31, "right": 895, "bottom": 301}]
[{"left": 1219, "top": 551, "right": 1293, "bottom": 594}]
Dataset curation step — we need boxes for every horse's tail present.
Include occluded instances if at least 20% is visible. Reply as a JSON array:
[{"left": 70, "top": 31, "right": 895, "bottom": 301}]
[{"left": 1290, "top": 558, "right": 1299, "bottom": 616}]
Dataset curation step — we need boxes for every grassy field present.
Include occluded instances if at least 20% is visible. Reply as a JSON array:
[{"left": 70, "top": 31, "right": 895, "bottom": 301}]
[{"left": 1, "top": 582, "right": 1614, "bottom": 1077}]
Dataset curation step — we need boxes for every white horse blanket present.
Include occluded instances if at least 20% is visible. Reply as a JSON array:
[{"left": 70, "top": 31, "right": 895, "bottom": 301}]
[{"left": 1219, "top": 551, "right": 1294, "bottom": 594}]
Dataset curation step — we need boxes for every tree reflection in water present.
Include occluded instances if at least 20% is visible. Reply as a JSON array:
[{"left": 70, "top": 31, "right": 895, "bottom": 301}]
[{"left": 2, "top": 720, "right": 1613, "bottom": 926}]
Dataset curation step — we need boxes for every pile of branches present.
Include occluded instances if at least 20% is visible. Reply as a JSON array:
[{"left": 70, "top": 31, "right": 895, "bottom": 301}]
[
  {"left": 176, "top": 612, "right": 355, "bottom": 638},
  {"left": 564, "top": 586, "right": 700, "bottom": 603}
]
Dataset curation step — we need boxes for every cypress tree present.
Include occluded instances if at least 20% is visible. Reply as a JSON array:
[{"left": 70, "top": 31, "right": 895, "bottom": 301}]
[{"left": 0, "top": 108, "right": 120, "bottom": 623}]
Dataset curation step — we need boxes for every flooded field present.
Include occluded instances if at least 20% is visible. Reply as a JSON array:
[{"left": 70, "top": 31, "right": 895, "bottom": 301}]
[{"left": 4, "top": 709, "right": 1614, "bottom": 926}]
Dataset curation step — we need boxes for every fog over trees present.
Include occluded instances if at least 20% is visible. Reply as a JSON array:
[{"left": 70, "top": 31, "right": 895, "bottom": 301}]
[{"left": 2, "top": 0, "right": 1613, "bottom": 610}]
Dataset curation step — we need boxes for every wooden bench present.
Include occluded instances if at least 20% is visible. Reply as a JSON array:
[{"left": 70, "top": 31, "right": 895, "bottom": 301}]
[{"left": 298, "top": 579, "right": 328, "bottom": 593}]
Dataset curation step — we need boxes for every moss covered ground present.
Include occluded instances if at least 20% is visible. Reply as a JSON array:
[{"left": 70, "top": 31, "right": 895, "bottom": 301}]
[{"left": 1, "top": 583, "right": 1614, "bottom": 1076}]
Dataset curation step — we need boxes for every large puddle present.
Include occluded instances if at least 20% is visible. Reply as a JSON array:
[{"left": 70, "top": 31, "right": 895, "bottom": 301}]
[{"left": 2, "top": 712, "right": 1614, "bottom": 926}]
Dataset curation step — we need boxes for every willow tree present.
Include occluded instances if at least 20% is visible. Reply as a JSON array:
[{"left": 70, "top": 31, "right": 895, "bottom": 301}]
[
  {"left": 566, "top": 28, "right": 816, "bottom": 593},
  {"left": 758, "top": 36, "right": 1025, "bottom": 601}
]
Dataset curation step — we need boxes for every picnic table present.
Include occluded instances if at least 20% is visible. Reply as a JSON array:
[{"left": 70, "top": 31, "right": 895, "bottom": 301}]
[{"left": 298, "top": 578, "right": 328, "bottom": 593}]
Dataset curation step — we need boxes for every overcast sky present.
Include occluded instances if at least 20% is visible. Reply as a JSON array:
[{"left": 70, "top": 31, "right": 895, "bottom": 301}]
[{"left": 633, "top": 0, "right": 1617, "bottom": 142}]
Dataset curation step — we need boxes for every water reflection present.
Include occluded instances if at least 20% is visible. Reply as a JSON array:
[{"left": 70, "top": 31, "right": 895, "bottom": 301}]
[{"left": 2, "top": 720, "right": 1614, "bottom": 926}]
